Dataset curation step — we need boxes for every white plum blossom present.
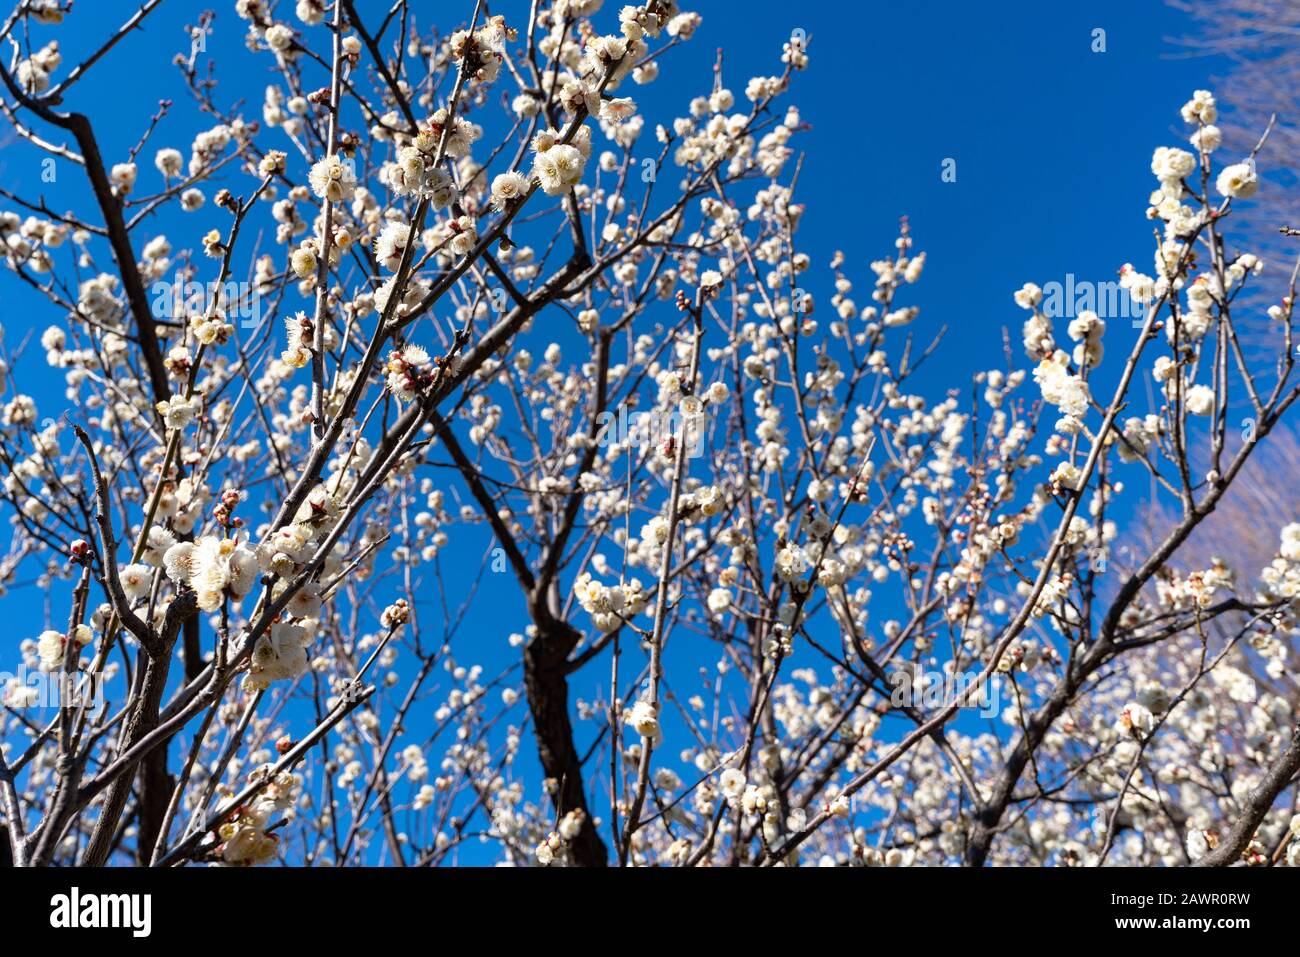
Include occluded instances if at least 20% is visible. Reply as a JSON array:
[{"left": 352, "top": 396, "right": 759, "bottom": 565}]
[
  {"left": 1215, "top": 161, "right": 1259, "bottom": 199},
  {"left": 308, "top": 153, "right": 357, "bottom": 202}
]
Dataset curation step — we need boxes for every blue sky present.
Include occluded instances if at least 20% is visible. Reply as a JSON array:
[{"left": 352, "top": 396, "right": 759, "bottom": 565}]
[{"left": 0, "top": 0, "right": 1245, "bottom": 863}]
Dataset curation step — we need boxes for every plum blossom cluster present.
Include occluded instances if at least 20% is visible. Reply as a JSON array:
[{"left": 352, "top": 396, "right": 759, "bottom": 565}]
[{"left": 2, "top": 0, "right": 1298, "bottom": 874}]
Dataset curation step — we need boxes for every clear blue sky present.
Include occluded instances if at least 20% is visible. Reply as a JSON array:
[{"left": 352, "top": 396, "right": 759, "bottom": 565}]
[{"left": 0, "top": 0, "right": 1232, "bottom": 863}]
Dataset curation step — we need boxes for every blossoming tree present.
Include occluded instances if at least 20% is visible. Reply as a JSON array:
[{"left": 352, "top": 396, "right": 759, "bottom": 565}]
[{"left": 0, "top": 0, "right": 1297, "bottom": 868}]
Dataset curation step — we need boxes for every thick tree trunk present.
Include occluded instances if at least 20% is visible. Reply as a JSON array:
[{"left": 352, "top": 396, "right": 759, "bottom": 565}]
[
  {"left": 523, "top": 616, "right": 608, "bottom": 867},
  {"left": 134, "top": 751, "right": 173, "bottom": 866},
  {"left": 966, "top": 642, "right": 1105, "bottom": 865},
  {"left": 80, "top": 651, "right": 171, "bottom": 866},
  {"left": 80, "top": 593, "right": 195, "bottom": 866}
]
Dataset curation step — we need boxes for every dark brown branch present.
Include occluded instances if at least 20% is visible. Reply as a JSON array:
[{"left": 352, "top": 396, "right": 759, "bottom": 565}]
[{"left": 1194, "top": 724, "right": 1300, "bottom": 867}]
